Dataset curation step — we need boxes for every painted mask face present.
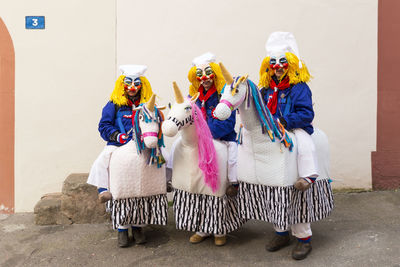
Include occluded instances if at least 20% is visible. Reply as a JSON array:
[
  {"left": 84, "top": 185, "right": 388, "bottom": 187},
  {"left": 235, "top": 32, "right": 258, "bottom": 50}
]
[
  {"left": 195, "top": 64, "right": 215, "bottom": 88},
  {"left": 123, "top": 77, "right": 142, "bottom": 92},
  {"left": 269, "top": 55, "right": 288, "bottom": 70}
]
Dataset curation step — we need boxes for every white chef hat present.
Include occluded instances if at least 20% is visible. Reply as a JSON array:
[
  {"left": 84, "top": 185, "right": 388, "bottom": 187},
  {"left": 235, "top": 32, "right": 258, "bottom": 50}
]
[
  {"left": 119, "top": 65, "right": 147, "bottom": 79},
  {"left": 265, "top": 32, "right": 302, "bottom": 67},
  {"left": 192, "top": 52, "right": 216, "bottom": 66}
]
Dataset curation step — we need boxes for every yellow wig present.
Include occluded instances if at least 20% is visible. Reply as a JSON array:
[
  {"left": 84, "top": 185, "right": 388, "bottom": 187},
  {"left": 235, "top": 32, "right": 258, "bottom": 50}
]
[
  {"left": 188, "top": 62, "right": 226, "bottom": 97},
  {"left": 110, "top": 75, "right": 153, "bottom": 106},
  {"left": 258, "top": 52, "right": 311, "bottom": 88}
]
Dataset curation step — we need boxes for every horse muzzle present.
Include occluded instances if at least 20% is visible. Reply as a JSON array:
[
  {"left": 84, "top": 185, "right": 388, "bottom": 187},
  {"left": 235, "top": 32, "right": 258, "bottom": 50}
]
[
  {"left": 142, "top": 132, "right": 158, "bottom": 148},
  {"left": 161, "top": 120, "right": 178, "bottom": 137},
  {"left": 214, "top": 102, "right": 232, "bottom": 121}
]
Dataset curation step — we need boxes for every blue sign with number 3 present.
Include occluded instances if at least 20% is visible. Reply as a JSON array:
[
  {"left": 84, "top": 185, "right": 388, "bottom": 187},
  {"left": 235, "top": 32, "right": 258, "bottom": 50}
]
[{"left": 25, "top": 16, "right": 45, "bottom": 29}]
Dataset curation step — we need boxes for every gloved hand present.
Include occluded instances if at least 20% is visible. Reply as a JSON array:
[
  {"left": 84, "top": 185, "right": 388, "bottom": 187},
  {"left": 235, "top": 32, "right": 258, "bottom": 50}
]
[
  {"left": 226, "top": 183, "right": 239, "bottom": 197},
  {"left": 117, "top": 133, "right": 128, "bottom": 144},
  {"left": 294, "top": 178, "right": 311, "bottom": 191},
  {"left": 278, "top": 117, "right": 287, "bottom": 129}
]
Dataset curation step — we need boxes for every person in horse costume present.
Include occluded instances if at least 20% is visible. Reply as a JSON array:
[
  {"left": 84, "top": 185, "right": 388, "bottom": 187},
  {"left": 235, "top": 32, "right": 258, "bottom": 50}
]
[
  {"left": 88, "top": 65, "right": 165, "bottom": 247},
  {"left": 187, "top": 52, "right": 240, "bottom": 245},
  {"left": 162, "top": 82, "right": 245, "bottom": 247},
  {"left": 259, "top": 32, "right": 324, "bottom": 259}
]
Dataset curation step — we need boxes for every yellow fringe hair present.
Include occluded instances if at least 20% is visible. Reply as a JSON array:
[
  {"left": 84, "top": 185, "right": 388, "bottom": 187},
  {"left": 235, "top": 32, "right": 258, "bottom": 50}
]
[
  {"left": 188, "top": 62, "right": 226, "bottom": 97},
  {"left": 258, "top": 52, "right": 311, "bottom": 88},
  {"left": 110, "top": 75, "right": 154, "bottom": 106}
]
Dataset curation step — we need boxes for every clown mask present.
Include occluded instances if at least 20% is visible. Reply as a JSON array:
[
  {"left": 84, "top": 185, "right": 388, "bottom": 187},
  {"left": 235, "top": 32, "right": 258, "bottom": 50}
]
[
  {"left": 196, "top": 64, "right": 215, "bottom": 90},
  {"left": 269, "top": 54, "right": 288, "bottom": 80},
  {"left": 123, "top": 76, "right": 142, "bottom": 96}
]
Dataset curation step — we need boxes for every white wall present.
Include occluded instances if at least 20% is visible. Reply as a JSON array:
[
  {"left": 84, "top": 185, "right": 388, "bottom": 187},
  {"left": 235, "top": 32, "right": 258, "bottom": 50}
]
[
  {"left": 0, "top": 0, "right": 377, "bottom": 212},
  {"left": 117, "top": 0, "right": 377, "bottom": 189},
  {"left": 0, "top": 0, "right": 116, "bottom": 212}
]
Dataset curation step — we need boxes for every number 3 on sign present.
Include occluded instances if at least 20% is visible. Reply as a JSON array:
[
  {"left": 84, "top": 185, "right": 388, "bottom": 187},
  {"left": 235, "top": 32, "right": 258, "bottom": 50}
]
[{"left": 25, "top": 16, "right": 45, "bottom": 29}]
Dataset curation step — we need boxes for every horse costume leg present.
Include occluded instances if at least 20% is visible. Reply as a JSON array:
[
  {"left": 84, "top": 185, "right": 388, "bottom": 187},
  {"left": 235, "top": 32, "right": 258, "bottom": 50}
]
[
  {"left": 293, "top": 129, "right": 319, "bottom": 180},
  {"left": 227, "top": 141, "right": 238, "bottom": 183},
  {"left": 87, "top": 145, "right": 118, "bottom": 189}
]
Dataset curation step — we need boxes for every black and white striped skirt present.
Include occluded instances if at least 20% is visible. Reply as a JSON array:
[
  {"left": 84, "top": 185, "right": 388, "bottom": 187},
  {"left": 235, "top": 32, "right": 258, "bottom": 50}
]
[
  {"left": 173, "top": 189, "right": 246, "bottom": 235},
  {"left": 108, "top": 194, "right": 168, "bottom": 229},
  {"left": 238, "top": 179, "right": 334, "bottom": 230}
]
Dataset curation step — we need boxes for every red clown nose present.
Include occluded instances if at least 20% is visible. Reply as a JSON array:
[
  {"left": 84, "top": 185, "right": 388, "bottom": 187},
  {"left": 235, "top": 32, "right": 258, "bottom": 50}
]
[{"left": 270, "top": 64, "right": 280, "bottom": 70}]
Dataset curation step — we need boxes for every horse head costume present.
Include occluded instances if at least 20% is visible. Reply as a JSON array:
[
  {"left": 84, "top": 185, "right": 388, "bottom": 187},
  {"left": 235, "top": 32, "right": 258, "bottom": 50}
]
[
  {"left": 109, "top": 94, "right": 167, "bottom": 200},
  {"left": 162, "top": 82, "right": 227, "bottom": 195}
]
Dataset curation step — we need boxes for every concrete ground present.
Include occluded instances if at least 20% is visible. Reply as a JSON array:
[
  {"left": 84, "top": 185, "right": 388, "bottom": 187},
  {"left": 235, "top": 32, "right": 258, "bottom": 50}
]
[{"left": 1, "top": 191, "right": 399, "bottom": 267}]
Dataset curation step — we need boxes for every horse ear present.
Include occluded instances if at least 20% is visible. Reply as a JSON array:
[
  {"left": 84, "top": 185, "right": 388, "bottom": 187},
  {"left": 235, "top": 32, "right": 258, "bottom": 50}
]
[
  {"left": 191, "top": 92, "right": 200, "bottom": 103},
  {"left": 156, "top": 105, "right": 167, "bottom": 110},
  {"left": 241, "top": 74, "right": 249, "bottom": 83},
  {"left": 133, "top": 107, "right": 141, "bottom": 111},
  {"left": 232, "top": 74, "right": 249, "bottom": 96}
]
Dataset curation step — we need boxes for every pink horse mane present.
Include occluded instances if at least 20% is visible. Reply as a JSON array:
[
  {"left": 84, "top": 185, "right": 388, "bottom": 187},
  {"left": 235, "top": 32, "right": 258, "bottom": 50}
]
[{"left": 191, "top": 102, "right": 219, "bottom": 192}]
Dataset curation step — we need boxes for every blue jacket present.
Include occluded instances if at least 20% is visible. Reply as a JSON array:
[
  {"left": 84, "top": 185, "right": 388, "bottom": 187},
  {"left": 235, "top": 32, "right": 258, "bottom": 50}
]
[
  {"left": 195, "top": 90, "right": 237, "bottom": 142},
  {"left": 261, "top": 82, "right": 314, "bottom": 135},
  {"left": 98, "top": 101, "right": 134, "bottom": 146}
]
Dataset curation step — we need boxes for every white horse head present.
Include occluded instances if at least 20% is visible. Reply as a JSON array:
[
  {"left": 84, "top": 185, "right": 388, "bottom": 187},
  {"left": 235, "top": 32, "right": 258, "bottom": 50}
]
[
  {"left": 213, "top": 63, "right": 248, "bottom": 120},
  {"left": 162, "top": 82, "right": 199, "bottom": 137},
  {"left": 214, "top": 63, "right": 293, "bottom": 149},
  {"left": 133, "top": 94, "right": 165, "bottom": 149}
]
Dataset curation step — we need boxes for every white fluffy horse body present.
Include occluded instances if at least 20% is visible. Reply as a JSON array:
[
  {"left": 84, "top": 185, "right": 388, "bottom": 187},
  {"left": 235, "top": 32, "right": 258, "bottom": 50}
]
[
  {"left": 213, "top": 69, "right": 330, "bottom": 187},
  {"left": 109, "top": 97, "right": 166, "bottom": 200},
  {"left": 162, "top": 84, "right": 229, "bottom": 197}
]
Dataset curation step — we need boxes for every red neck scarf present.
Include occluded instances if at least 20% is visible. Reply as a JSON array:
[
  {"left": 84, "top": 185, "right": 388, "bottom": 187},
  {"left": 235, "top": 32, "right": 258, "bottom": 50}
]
[
  {"left": 267, "top": 76, "right": 290, "bottom": 115},
  {"left": 198, "top": 85, "right": 217, "bottom": 119},
  {"left": 127, "top": 98, "right": 140, "bottom": 107},
  {"left": 127, "top": 98, "right": 141, "bottom": 124}
]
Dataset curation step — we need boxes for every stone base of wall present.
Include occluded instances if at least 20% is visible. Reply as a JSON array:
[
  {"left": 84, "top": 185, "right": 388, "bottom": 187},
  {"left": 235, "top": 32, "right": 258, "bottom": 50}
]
[
  {"left": 372, "top": 151, "right": 400, "bottom": 190},
  {"left": 34, "top": 173, "right": 108, "bottom": 225}
]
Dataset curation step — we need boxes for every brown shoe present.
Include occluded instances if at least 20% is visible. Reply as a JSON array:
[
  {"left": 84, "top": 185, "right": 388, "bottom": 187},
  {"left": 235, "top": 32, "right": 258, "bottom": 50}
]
[
  {"left": 294, "top": 178, "right": 311, "bottom": 191},
  {"left": 132, "top": 227, "right": 146, "bottom": 244},
  {"left": 266, "top": 234, "right": 290, "bottom": 252},
  {"left": 292, "top": 241, "right": 312, "bottom": 260},
  {"left": 214, "top": 236, "right": 226, "bottom": 246},
  {"left": 189, "top": 233, "right": 208, "bottom": 244},
  {"left": 98, "top": 191, "right": 112, "bottom": 203}
]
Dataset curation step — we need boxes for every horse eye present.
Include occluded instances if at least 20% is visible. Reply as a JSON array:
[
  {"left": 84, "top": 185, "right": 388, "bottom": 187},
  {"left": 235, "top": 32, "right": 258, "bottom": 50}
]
[
  {"left": 236, "top": 89, "right": 239, "bottom": 94},
  {"left": 139, "top": 115, "right": 144, "bottom": 121},
  {"left": 185, "top": 106, "right": 191, "bottom": 111}
]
